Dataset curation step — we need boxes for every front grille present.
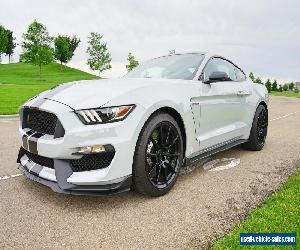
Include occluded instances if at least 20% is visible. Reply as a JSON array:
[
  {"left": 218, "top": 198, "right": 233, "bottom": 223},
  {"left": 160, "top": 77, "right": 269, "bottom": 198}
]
[
  {"left": 18, "top": 148, "right": 115, "bottom": 172},
  {"left": 19, "top": 147, "right": 54, "bottom": 169},
  {"left": 23, "top": 108, "right": 58, "bottom": 135},
  {"left": 70, "top": 152, "right": 115, "bottom": 172}
]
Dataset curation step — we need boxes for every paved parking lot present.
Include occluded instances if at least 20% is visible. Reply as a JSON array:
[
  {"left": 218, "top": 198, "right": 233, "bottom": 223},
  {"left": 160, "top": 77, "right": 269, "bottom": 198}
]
[{"left": 0, "top": 96, "right": 299, "bottom": 249}]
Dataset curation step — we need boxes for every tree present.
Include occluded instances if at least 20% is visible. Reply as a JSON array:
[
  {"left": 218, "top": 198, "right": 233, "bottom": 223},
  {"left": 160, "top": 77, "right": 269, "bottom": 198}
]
[
  {"left": 294, "top": 87, "right": 299, "bottom": 94},
  {"left": 69, "top": 36, "right": 80, "bottom": 56},
  {"left": 86, "top": 32, "right": 111, "bottom": 77},
  {"left": 254, "top": 77, "right": 262, "bottom": 84},
  {"left": 0, "top": 25, "right": 8, "bottom": 63},
  {"left": 4, "top": 29, "right": 16, "bottom": 63},
  {"left": 278, "top": 85, "right": 283, "bottom": 92},
  {"left": 54, "top": 36, "right": 69, "bottom": 68},
  {"left": 20, "top": 20, "right": 54, "bottom": 76},
  {"left": 54, "top": 35, "right": 80, "bottom": 69},
  {"left": 283, "top": 84, "right": 289, "bottom": 91},
  {"left": 289, "top": 82, "right": 295, "bottom": 91},
  {"left": 272, "top": 80, "right": 278, "bottom": 91},
  {"left": 265, "top": 79, "right": 272, "bottom": 93},
  {"left": 126, "top": 52, "right": 139, "bottom": 72},
  {"left": 249, "top": 72, "right": 255, "bottom": 82}
]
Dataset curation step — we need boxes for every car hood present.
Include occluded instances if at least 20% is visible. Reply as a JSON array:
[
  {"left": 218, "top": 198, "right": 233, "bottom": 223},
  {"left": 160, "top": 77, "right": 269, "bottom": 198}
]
[{"left": 39, "top": 78, "right": 187, "bottom": 110}]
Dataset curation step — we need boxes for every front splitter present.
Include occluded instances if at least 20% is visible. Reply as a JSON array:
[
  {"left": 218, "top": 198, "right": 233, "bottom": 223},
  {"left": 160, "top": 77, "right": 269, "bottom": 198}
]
[{"left": 18, "top": 164, "right": 132, "bottom": 196}]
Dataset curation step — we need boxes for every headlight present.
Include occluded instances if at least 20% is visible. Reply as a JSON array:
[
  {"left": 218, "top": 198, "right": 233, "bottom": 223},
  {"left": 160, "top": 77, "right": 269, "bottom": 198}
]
[{"left": 75, "top": 105, "right": 135, "bottom": 124}]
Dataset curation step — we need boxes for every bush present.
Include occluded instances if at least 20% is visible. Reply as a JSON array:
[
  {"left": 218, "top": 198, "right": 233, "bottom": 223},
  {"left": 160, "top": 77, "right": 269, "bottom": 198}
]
[
  {"left": 289, "top": 82, "right": 295, "bottom": 91},
  {"left": 283, "top": 84, "right": 289, "bottom": 91},
  {"left": 295, "top": 88, "right": 299, "bottom": 93}
]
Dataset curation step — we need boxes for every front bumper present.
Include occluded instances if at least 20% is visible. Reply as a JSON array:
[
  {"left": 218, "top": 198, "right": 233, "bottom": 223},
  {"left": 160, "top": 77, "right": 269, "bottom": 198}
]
[
  {"left": 18, "top": 148, "right": 132, "bottom": 195},
  {"left": 18, "top": 99, "right": 146, "bottom": 187}
]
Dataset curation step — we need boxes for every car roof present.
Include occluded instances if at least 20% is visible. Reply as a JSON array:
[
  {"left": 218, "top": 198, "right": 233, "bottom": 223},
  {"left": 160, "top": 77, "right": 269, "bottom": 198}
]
[
  {"left": 153, "top": 52, "right": 206, "bottom": 60},
  {"left": 151, "top": 52, "right": 246, "bottom": 76}
]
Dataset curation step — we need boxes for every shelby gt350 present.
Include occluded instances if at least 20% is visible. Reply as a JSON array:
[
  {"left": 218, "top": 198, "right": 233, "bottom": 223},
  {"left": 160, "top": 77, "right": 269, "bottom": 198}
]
[{"left": 17, "top": 53, "right": 268, "bottom": 196}]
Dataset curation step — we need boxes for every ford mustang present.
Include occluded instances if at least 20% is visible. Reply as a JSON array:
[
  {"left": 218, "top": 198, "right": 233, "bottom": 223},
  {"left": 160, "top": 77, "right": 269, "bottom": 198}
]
[{"left": 17, "top": 52, "right": 269, "bottom": 196}]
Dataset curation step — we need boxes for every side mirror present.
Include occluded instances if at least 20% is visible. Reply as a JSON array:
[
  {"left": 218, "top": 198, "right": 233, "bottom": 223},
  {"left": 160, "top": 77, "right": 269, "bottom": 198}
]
[{"left": 205, "top": 71, "right": 231, "bottom": 84}]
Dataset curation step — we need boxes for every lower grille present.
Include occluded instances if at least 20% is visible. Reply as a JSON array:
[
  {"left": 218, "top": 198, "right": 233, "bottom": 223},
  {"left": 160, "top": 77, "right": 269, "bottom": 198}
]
[
  {"left": 18, "top": 148, "right": 115, "bottom": 172},
  {"left": 70, "top": 152, "right": 115, "bottom": 172},
  {"left": 19, "top": 147, "right": 54, "bottom": 169}
]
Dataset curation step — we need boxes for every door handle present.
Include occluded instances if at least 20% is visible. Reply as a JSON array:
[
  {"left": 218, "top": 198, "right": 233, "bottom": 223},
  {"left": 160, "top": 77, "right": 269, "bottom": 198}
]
[{"left": 237, "top": 90, "right": 251, "bottom": 96}]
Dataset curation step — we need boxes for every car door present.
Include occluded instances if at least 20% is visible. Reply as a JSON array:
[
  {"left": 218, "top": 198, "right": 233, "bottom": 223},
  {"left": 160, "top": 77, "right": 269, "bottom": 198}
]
[{"left": 197, "top": 57, "right": 249, "bottom": 151}]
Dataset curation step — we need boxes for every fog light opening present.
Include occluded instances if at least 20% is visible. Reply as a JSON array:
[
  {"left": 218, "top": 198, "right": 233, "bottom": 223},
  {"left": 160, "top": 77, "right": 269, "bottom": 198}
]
[{"left": 76, "top": 145, "right": 106, "bottom": 155}]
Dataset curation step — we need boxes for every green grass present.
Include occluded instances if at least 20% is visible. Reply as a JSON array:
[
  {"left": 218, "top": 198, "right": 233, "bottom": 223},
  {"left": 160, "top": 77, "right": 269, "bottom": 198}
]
[
  {"left": 270, "top": 91, "right": 300, "bottom": 98},
  {"left": 213, "top": 168, "right": 300, "bottom": 250},
  {"left": 0, "top": 62, "right": 98, "bottom": 114}
]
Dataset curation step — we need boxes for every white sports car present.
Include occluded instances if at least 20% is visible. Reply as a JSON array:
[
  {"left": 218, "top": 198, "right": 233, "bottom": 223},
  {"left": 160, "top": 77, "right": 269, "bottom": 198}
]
[{"left": 17, "top": 53, "right": 269, "bottom": 196}]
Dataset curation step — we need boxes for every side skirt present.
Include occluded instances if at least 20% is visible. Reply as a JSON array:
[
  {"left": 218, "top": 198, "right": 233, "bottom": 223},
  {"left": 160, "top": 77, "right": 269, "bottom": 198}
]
[{"left": 185, "top": 139, "right": 247, "bottom": 167}]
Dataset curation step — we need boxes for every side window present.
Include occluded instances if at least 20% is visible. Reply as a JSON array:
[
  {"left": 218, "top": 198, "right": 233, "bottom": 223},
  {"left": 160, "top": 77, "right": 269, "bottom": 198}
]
[
  {"left": 203, "top": 58, "right": 237, "bottom": 82},
  {"left": 235, "top": 67, "right": 246, "bottom": 81}
]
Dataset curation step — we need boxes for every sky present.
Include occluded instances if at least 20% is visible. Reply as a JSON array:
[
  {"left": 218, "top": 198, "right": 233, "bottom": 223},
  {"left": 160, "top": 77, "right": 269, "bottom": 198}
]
[{"left": 0, "top": 0, "right": 299, "bottom": 82}]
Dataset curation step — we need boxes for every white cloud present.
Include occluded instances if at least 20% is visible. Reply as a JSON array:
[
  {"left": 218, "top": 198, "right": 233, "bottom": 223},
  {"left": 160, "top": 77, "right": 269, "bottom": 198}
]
[{"left": 1, "top": 0, "right": 299, "bottom": 82}]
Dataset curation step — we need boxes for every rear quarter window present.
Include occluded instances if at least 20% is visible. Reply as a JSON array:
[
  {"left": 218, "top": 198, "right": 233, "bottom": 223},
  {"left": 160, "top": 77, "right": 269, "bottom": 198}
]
[{"left": 235, "top": 67, "right": 246, "bottom": 81}]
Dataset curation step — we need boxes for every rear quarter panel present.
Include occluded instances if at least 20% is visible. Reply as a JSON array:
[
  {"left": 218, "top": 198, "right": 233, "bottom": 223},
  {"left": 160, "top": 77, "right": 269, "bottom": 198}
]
[{"left": 240, "top": 81, "right": 269, "bottom": 140}]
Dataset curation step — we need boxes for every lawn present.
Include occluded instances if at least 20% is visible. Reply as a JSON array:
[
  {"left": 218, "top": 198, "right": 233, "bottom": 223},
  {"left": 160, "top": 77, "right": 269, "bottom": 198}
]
[
  {"left": 270, "top": 91, "right": 300, "bottom": 98},
  {"left": 0, "top": 62, "right": 98, "bottom": 114},
  {"left": 213, "top": 168, "right": 300, "bottom": 249}
]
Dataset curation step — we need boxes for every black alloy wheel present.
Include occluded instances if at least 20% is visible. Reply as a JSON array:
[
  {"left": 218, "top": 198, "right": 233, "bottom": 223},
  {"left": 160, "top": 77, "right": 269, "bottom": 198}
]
[
  {"left": 145, "top": 121, "right": 181, "bottom": 189},
  {"left": 242, "top": 105, "right": 268, "bottom": 151},
  {"left": 133, "top": 112, "right": 184, "bottom": 196},
  {"left": 256, "top": 108, "right": 268, "bottom": 145}
]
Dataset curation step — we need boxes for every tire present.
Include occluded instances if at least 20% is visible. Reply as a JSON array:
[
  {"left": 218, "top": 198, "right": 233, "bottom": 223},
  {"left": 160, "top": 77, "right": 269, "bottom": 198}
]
[
  {"left": 132, "top": 112, "right": 184, "bottom": 197},
  {"left": 242, "top": 105, "right": 268, "bottom": 151}
]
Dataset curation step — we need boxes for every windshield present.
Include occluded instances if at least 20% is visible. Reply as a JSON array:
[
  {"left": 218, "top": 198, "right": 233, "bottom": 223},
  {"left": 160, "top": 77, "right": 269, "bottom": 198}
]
[{"left": 125, "top": 53, "right": 205, "bottom": 80}]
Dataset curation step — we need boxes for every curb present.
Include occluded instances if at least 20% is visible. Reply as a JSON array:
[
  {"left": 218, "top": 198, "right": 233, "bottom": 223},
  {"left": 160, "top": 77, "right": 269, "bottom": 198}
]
[{"left": 0, "top": 114, "right": 19, "bottom": 120}]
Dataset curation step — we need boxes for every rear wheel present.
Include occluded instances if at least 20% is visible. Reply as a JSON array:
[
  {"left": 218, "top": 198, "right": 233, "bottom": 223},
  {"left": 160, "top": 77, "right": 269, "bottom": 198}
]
[
  {"left": 133, "top": 112, "right": 184, "bottom": 196},
  {"left": 242, "top": 105, "right": 268, "bottom": 151}
]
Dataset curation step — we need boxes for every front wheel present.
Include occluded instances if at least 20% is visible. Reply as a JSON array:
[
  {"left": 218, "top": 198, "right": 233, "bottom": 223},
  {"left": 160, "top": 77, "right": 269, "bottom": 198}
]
[
  {"left": 242, "top": 105, "right": 268, "bottom": 151},
  {"left": 133, "top": 112, "right": 184, "bottom": 196}
]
